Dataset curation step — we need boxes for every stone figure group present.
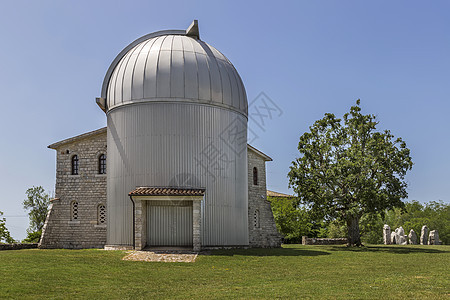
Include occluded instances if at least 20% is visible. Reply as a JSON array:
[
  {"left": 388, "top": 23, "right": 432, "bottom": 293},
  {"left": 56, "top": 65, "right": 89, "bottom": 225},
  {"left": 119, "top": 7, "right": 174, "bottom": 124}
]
[{"left": 383, "top": 224, "right": 440, "bottom": 245}]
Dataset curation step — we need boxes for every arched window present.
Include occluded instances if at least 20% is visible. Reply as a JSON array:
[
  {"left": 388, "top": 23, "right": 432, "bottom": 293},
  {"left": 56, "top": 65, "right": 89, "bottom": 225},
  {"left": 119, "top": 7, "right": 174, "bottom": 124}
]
[
  {"left": 97, "top": 204, "right": 106, "bottom": 225},
  {"left": 253, "top": 167, "right": 258, "bottom": 185},
  {"left": 71, "top": 201, "right": 79, "bottom": 220},
  {"left": 71, "top": 155, "right": 79, "bottom": 175},
  {"left": 98, "top": 154, "right": 106, "bottom": 174},
  {"left": 254, "top": 209, "right": 260, "bottom": 228}
]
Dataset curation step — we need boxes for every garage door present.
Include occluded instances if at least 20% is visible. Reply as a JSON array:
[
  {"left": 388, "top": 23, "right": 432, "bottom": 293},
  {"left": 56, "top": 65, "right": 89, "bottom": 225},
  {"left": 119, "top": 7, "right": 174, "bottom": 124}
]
[{"left": 146, "top": 201, "right": 193, "bottom": 247}]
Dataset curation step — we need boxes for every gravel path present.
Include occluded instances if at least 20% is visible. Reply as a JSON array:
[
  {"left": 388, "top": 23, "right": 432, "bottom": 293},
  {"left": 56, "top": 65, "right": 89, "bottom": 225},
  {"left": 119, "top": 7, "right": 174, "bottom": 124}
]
[{"left": 122, "top": 250, "right": 198, "bottom": 263}]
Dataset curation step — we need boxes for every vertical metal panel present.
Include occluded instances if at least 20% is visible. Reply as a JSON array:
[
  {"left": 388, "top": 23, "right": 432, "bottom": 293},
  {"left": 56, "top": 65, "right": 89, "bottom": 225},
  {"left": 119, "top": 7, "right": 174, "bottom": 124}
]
[
  {"left": 207, "top": 44, "right": 226, "bottom": 62},
  {"left": 196, "top": 53, "right": 211, "bottom": 101},
  {"left": 107, "top": 65, "right": 117, "bottom": 107},
  {"left": 206, "top": 55, "right": 222, "bottom": 103},
  {"left": 182, "top": 36, "right": 195, "bottom": 53},
  {"left": 147, "top": 202, "right": 192, "bottom": 246},
  {"left": 107, "top": 103, "right": 248, "bottom": 246},
  {"left": 160, "top": 35, "right": 174, "bottom": 51},
  {"left": 114, "top": 49, "right": 133, "bottom": 104},
  {"left": 131, "top": 38, "right": 154, "bottom": 100},
  {"left": 143, "top": 36, "right": 164, "bottom": 98},
  {"left": 191, "top": 37, "right": 206, "bottom": 54},
  {"left": 184, "top": 51, "right": 198, "bottom": 99},
  {"left": 122, "top": 42, "right": 145, "bottom": 102},
  {"left": 156, "top": 50, "right": 171, "bottom": 98},
  {"left": 170, "top": 50, "right": 184, "bottom": 98},
  {"left": 227, "top": 64, "right": 241, "bottom": 110},
  {"left": 172, "top": 35, "right": 183, "bottom": 51},
  {"left": 217, "top": 59, "right": 232, "bottom": 106},
  {"left": 229, "top": 67, "right": 243, "bottom": 112}
]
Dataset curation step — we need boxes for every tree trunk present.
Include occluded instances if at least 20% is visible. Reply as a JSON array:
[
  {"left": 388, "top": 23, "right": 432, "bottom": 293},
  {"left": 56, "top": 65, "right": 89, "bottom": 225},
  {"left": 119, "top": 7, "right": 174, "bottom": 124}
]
[{"left": 346, "top": 216, "right": 362, "bottom": 246}]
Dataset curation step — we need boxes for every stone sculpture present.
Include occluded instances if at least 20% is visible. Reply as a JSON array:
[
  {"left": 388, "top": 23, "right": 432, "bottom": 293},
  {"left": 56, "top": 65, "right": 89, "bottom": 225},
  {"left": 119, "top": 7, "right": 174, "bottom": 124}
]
[
  {"left": 398, "top": 226, "right": 408, "bottom": 245},
  {"left": 395, "top": 227, "right": 407, "bottom": 245},
  {"left": 383, "top": 224, "right": 391, "bottom": 245},
  {"left": 408, "top": 229, "right": 417, "bottom": 245},
  {"left": 428, "top": 230, "right": 439, "bottom": 245},
  {"left": 420, "top": 225, "right": 428, "bottom": 245},
  {"left": 390, "top": 232, "right": 397, "bottom": 244}
]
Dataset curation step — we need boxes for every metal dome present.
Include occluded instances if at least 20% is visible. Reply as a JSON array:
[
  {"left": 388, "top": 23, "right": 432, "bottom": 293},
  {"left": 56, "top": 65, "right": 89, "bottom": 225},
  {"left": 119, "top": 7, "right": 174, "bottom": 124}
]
[{"left": 98, "top": 21, "right": 248, "bottom": 117}]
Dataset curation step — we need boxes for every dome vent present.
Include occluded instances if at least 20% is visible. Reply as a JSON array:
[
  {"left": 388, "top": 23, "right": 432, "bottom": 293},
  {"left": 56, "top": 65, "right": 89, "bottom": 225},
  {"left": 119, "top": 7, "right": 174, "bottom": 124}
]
[{"left": 97, "top": 20, "right": 247, "bottom": 116}]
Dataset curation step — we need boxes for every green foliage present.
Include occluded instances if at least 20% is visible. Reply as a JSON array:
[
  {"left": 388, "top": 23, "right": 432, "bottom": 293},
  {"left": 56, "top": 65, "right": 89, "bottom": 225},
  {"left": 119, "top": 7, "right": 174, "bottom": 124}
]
[
  {"left": 288, "top": 100, "right": 413, "bottom": 245},
  {"left": 325, "top": 216, "right": 383, "bottom": 243},
  {"left": 23, "top": 186, "right": 50, "bottom": 233},
  {"left": 0, "top": 211, "right": 15, "bottom": 244},
  {"left": 22, "top": 230, "right": 42, "bottom": 243},
  {"left": 359, "top": 213, "right": 384, "bottom": 244},
  {"left": 268, "top": 196, "right": 330, "bottom": 242},
  {"left": 327, "top": 219, "right": 347, "bottom": 238},
  {"left": 385, "top": 200, "right": 450, "bottom": 244},
  {"left": 268, "top": 196, "right": 312, "bottom": 243}
]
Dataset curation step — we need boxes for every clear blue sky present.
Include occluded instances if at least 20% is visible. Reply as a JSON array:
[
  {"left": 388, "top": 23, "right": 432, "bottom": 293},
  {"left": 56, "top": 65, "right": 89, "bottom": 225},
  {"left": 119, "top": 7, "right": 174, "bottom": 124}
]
[{"left": 1, "top": 1, "right": 449, "bottom": 240}]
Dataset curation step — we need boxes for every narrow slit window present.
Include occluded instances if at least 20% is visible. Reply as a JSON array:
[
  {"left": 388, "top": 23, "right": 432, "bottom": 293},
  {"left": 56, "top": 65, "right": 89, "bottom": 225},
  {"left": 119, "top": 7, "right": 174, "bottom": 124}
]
[
  {"left": 98, "top": 154, "right": 106, "bottom": 174},
  {"left": 71, "top": 155, "right": 79, "bottom": 175},
  {"left": 253, "top": 167, "right": 258, "bottom": 185}
]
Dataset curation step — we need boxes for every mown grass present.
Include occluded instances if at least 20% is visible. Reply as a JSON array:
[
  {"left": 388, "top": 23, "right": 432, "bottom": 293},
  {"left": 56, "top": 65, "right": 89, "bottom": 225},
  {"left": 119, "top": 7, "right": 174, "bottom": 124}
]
[{"left": 0, "top": 244, "right": 448, "bottom": 299}]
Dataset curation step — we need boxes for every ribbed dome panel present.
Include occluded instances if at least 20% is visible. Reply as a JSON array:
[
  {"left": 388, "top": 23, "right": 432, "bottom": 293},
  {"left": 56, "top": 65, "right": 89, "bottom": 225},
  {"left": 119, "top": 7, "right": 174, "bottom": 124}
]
[{"left": 105, "top": 35, "right": 247, "bottom": 116}]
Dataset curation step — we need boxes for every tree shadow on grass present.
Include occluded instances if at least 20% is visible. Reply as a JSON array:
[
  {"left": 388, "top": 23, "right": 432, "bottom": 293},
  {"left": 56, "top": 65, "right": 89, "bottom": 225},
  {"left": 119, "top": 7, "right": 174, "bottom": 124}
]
[
  {"left": 326, "top": 245, "right": 449, "bottom": 254},
  {"left": 205, "top": 247, "right": 330, "bottom": 257}
]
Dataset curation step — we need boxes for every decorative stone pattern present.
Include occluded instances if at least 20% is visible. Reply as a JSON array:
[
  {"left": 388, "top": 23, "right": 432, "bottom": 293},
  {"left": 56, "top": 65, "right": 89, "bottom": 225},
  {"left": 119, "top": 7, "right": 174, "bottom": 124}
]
[
  {"left": 39, "top": 130, "right": 107, "bottom": 249},
  {"left": 247, "top": 149, "right": 282, "bottom": 248}
]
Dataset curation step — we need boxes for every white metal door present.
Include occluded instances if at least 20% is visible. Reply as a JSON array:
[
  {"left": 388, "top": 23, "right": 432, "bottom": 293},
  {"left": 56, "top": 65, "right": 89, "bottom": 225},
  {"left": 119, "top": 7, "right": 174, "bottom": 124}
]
[{"left": 147, "top": 201, "right": 193, "bottom": 246}]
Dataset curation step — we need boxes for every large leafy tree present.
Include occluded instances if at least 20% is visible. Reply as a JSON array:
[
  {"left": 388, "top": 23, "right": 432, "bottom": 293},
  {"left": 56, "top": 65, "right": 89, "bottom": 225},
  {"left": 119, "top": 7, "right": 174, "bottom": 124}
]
[
  {"left": 0, "top": 211, "right": 14, "bottom": 244},
  {"left": 23, "top": 186, "right": 51, "bottom": 237},
  {"left": 288, "top": 100, "right": 413, "bottom": 246}
]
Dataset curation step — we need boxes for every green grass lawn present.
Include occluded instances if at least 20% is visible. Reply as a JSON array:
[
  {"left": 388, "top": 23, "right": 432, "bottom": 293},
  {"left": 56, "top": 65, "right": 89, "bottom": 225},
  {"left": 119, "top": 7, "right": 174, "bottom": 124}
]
[{"left": 0, "top": 245, "right": 448, "bottom": 299}]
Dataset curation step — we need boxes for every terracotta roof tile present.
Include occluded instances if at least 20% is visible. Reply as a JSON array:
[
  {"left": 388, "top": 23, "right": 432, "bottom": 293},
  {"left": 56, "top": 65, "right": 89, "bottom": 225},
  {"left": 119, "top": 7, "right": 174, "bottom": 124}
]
[
  {"left": 129, "top": 187, "right": 205, "bottom": 197},
  {"left": 266, "top": 190, "right": 295, "bottom": 198}
]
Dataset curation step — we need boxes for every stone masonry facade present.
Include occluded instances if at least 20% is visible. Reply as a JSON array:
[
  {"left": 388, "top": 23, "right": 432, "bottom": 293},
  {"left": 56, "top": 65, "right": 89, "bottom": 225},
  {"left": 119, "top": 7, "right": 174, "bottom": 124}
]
[
  {"left": 247, "top": 150, "right": 282, "bottom": 247},
  {"left": 40, "top": 128, "right": 282, "bottom": 249},
  {"left": 39, "top": 128, "right": 107, "bottom": 249}
]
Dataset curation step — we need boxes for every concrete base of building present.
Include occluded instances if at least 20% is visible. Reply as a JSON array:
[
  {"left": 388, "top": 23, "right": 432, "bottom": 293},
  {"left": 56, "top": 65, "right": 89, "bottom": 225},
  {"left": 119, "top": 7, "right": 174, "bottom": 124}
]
[{"left": 104, "top": 245, "right": 134, "bottom": 250}]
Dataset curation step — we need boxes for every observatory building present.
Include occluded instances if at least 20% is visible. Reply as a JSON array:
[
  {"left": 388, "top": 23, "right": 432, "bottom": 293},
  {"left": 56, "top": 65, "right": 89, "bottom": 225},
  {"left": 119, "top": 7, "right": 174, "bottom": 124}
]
[{"left": 40, "top": 21, "right": 281, "bottom": 250}]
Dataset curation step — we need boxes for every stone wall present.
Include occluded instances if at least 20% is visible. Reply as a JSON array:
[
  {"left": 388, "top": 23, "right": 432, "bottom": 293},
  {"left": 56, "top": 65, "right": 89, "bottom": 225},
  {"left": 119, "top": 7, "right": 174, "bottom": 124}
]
[
  {"left": 247, "top": 149, "right": 282, "bottom": 248},
  {"left": 39, "top": 130, "right": 107, "bottom": 249},
  {"left": 0, "top": 243, "right": 38, "bottom": 250},
  {"left": 302, "top": 236, "right": 347, "bottom": 245}
]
